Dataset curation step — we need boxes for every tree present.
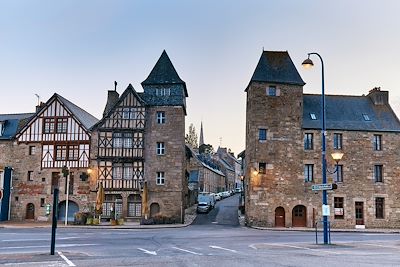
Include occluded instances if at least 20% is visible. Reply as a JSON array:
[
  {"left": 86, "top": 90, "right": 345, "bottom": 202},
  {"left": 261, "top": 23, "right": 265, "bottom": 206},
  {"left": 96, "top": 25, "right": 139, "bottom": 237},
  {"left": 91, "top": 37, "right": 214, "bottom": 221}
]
[
  {"left": 185, "top": 123, "right": 198, "bottom": 148},
  {"left": 199, "top": 143, "right": 214, "bottom": 155}
]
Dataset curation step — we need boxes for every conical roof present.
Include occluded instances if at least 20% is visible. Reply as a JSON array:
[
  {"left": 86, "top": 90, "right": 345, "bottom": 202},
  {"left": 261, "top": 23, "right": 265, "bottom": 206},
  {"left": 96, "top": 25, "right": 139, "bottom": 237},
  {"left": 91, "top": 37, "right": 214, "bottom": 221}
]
[
  {"left": 142, "top": 50, "right": 188, "bottom": 96},
  {"left": 246, "top": 51, "right": 305, "bottom": 91}
]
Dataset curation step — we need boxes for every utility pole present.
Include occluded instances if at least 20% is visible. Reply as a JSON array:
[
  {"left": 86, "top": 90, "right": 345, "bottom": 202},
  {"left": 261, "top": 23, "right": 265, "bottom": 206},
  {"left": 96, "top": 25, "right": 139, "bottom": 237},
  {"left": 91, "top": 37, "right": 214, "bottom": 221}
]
[{"left": 50, "top": 188, "right": 59, "bottom": 255}]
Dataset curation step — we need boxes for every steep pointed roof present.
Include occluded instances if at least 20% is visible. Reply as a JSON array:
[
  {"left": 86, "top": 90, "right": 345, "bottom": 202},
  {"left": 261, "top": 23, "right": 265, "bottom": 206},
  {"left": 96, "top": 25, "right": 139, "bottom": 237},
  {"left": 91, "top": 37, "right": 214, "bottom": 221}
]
[
  {"left": 142, "top": 50, "right": 188, "bottom": 96},
  {"left": 199, "top": 121, "right": 204, "bottom": 147},
  {"left": 246, "top": 51, "right": 305, "bottom": 91}
]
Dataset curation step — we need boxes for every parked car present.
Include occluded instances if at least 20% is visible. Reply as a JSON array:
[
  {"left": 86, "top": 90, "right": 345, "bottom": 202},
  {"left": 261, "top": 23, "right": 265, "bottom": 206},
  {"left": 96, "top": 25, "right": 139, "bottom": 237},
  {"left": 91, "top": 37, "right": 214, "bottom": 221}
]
[
  {"left": 235, "top": 187, "right": 242, "bottom": 193},
  {"left": 197, "top": 202, "right": 210, "bottom": 213},
  {"left": 197, "top": 192, "right": 215, "bottom": 210},
  {"left": 215, "top": 193, "right": 221, "bottom": 201}
]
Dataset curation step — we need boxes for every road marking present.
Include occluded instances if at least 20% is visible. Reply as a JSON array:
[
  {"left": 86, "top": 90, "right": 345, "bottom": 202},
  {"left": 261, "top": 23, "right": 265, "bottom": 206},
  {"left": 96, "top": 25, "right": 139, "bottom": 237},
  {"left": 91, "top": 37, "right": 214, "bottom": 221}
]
[
  {"left": 2, "top": 237, "right": 79, "bottom": 242},
  {"left": 58, "top": 251, "right": 76, "bottom": 266},
  {"left": 209, "top": 245, "right": 237, "bottom": 253},
  {"left": 363, "top": 243, "right": 400, "bottom": 250},
  {"left": 251, "top": 243, "right": 341, "bottom": 255},
  {"left": 249, "top": 244, "right": 258, "bottom": 250},
  {"left": 211, "top": 221, "right": 218, "bottom": 224},
  {"left": 137, "top": 248, "right": 157, "bottom": 255},
  {"left": 0, "top": 244, "right": 98, "bottom": 250},
  {"left": 4, "top": 261, "right": 64, "bottom": 266},
  {"left": 172, "top": 246, "right": 203, "bottom": 255}
]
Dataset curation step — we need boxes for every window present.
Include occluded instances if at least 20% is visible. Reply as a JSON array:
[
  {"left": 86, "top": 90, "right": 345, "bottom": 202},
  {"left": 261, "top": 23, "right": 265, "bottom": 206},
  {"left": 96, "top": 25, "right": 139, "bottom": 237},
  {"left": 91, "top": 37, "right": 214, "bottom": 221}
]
[
  {"left": 55, "top": 145, "right": 67, "bottom": 161},
  {"left": 259, "top": 129, "right": 267, "bottom": 141},
  {"left": 310, "top": 113, "right": 317, "bottom": 120},
  {"left": 334, "top": 165, "right": 343, "bottom": 182},
  {"left": 267, "top": 86, "right": 276, "bottom": 96},
  {"left": 374, "top": 165, "right": 383, "bottom": 183},
  {"left": 157, "top": 111, "right": 166, "bottom": 124},
  {"left": 156, "top": 142, "right": 165, "bottom": 155},
  {"left": 40, "top": 198, "right": 45, "bottom": 207},
  {"left": 304, "top": 164, "right": 313, "bottom": 182},
  {"left": 156, "top": 172, "right": 165, "bottom": 185},
  {"left": 42, "top": 177, "right": 46, "bottom": 182},
  {"left": 27, "top": 171, "right": 33, "bottom": 181},
  {"left": 29, "top": 146, "right": 36, "bottom": 155},
  {"left": 44, "top": 118, "right": 55, "bottom": 133},
  {"left": 68, "top": 145, "right": 79, "bottom": 160},
  {"left": 374, "top": 134, "right": 382, "bottom": 151},
  {"left": 123, "top": 165, "right": 133, "bottom": 180},
  {"left": 113, "top": 133, "right": 123, "bottom": 148},
  {"left": 156, "top": 88, "right": 170, "bottom": 96},
  {"left": 375, "top": 197, "right": 384, "bottom": 219},
  {"left": 123, "top": 133, "right": 133, "bottom": 148},
  {"left": 122, "top": 108, "right": 130, "bottom": 119},
  {"left": 112, "top": 165, "right": 123, "bottom": 179},
  {"left": 304, "top": 133, "right": 313, "bottom": 150},
  {"left": 334, "top": 197, "right": 344, "bottom": 219},
  {"left": 56, "top": 118, "right": 68, "bottom": 133},
  {"left": 258, "top": 162, "right": 266, "bottom": 174},
  {"left": 0, "top": 121, "right": 4, "bottom": 136},
  {"left": 362, "top": 114, "right": 371, "bottom": 121},
  {"left": 333, "top": 133, "right": 342, "bottom": 150}
]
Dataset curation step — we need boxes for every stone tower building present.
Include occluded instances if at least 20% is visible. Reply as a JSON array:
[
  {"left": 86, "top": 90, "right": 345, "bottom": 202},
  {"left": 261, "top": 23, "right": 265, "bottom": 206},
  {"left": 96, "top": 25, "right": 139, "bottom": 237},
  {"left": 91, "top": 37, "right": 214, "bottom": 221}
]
[{"left": 245, "top": 51, "right": 400, "bottom": 229}]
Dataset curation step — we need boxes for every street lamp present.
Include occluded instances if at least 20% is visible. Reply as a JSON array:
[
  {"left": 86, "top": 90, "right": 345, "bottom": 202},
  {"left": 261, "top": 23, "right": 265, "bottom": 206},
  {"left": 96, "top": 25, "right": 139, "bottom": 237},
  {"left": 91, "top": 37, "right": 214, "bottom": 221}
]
[{"left": 302, "top": 52, "right": 330, "bottom": 244}]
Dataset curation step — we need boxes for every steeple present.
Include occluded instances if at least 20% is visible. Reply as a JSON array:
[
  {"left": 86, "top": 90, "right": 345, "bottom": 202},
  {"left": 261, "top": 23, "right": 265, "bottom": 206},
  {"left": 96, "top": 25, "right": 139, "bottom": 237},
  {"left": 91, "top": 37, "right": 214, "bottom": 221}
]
[{"left": 199, "top": 121, "right": 204, "bottom": 147}]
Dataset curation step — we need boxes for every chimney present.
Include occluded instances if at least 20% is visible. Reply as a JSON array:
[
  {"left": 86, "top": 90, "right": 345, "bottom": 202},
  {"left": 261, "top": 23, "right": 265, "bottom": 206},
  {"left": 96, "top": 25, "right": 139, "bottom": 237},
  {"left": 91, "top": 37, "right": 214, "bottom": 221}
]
[
  {"left": 103, "top": 90, "right": 120, "bottom": 117},
  {"left": 36, "top": 102, "right": 45, "bottom": 113},
  {"left": 368, "top": 87, "right": 388, "bottom": 106}
]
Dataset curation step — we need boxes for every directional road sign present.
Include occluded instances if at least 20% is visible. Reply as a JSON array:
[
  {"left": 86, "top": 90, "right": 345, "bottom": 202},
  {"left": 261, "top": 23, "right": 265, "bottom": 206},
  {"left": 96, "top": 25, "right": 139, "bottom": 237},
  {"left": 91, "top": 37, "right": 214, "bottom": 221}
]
[{"left": 312, "top": 183, "right": 333, "bottom": 191}]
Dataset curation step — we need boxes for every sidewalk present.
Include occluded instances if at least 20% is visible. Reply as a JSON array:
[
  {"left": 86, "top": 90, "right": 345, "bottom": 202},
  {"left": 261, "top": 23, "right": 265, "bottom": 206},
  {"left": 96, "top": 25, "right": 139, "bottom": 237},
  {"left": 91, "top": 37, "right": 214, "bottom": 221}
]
[
  {"left": 238, "top": 211, "right": 400, "bottom": 233},
  {"left": 1, "top": 205, "right": 198, "bottom": 229}
]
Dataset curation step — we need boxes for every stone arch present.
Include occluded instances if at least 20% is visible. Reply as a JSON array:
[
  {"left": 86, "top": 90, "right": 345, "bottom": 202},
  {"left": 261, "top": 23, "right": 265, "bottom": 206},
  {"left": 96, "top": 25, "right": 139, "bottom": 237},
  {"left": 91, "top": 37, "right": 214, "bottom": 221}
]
[
  {"left": 275, "top": 206, "right": 285, "bottom": 227},
  {"left": 150, "top": 202, "right": 160, "bottom": 218},
  {"left": 58, "top": 200, "right": 79, "bottom": 223},
  {"left": 292, "top": 205, "right": 307, "bottom": 227},
  {"left": 26, "top": 203, "right": 35, "bottom": 220}
]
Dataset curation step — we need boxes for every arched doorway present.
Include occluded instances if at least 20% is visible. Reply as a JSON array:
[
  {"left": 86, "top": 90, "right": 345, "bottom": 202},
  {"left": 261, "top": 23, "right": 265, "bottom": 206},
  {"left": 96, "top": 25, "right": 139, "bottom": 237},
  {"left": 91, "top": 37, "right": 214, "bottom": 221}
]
[
  {"left": 292, "top": 205, "right": 307, "bottom": 227},
  {"left": 275, "top": 207, "right": 285, "bottom": 227},
  {"left": 26, "top": 203, "right": 35, "bottom": 220},
  {"left": 128, "top": 194, "right": 142, "bottom": 217},
  {"left": 150, "top": 203, "right": 160, "bottom": 218},
  {"left": 58, "top": 201, "right": 79, "bottom": 223}
]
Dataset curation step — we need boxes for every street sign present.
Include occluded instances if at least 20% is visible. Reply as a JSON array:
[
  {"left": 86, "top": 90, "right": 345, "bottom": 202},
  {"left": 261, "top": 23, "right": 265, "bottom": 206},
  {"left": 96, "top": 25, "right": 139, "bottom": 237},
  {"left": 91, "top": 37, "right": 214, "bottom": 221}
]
[
  {"left": 311, "top": 183, "right": 333, "bottom": 191},
  {"left": 322, "top": 204, "right": 330, "bottom": 216}
]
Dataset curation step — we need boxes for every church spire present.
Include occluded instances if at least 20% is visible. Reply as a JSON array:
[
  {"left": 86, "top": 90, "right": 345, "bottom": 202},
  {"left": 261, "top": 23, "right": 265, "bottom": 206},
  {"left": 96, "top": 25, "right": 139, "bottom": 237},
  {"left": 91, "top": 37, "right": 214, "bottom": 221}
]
[{"left": 199, "top": 121, "right": 204, "bottom": 147}]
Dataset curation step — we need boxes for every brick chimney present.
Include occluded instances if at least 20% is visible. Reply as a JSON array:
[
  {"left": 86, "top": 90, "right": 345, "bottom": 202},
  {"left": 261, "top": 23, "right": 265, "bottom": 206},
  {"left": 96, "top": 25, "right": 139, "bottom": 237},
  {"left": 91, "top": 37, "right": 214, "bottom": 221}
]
[
  {"left": 35, "top": 102, "right": 45, "bottom": 113},
  {"left": 103, "top": 81, "right": 120, "bottom": 117},
  {"left": 368, "top": 87, "right": 388, "bottom": 106}
]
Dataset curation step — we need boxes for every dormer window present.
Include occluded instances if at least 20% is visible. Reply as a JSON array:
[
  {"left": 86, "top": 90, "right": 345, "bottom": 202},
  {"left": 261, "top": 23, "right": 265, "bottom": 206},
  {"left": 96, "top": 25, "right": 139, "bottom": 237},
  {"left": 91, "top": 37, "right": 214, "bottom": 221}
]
[
  {"left": 156, "top": 88, "right": 170, "bottom": 96},
  {"left": 362, "top": 114, "right": 371, "bottom": 121},
  {"left": 310, "top": 113, "right": 317, "bottom": 120},
  {"left": 0, "top": 121, "right": 4, "bottom": 136}
]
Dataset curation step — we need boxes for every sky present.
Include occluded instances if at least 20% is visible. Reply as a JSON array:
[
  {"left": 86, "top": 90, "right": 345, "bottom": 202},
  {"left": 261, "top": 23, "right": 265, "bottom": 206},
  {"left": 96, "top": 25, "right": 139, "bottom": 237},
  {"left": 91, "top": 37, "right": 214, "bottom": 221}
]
[{"left": 1, "top": 1, "right": 400, "bottom": 156}]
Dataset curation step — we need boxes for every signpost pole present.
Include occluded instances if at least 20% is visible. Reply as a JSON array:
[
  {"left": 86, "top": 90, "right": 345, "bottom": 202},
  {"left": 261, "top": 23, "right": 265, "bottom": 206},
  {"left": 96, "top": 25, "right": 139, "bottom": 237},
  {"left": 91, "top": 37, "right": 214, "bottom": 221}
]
[{"left": 50, "top": 188, "right": 59, "bottom": 255}]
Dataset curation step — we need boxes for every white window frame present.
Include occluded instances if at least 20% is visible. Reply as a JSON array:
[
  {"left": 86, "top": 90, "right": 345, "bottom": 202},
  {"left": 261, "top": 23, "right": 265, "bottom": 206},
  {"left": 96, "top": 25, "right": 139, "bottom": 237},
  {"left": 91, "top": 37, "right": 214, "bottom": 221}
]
[
  {"left": 156, "top": 171, "right": 165, "bottom": 185},
  {"left": 156, "top": 111, "right": 166, "bottom": 124},
  {"left": 304, "top": 164, "right": 313, "bottom": 182},
  {"left": 156, "top": 142, "right": 165, "bottom": 155}
]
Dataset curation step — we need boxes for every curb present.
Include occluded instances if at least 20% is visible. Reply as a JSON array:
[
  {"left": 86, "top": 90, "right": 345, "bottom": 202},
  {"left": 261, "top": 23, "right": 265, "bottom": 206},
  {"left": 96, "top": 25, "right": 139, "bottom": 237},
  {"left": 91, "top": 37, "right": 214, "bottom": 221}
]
[{"left": 249, "top": 226, "right": 400, "bottom": 234}]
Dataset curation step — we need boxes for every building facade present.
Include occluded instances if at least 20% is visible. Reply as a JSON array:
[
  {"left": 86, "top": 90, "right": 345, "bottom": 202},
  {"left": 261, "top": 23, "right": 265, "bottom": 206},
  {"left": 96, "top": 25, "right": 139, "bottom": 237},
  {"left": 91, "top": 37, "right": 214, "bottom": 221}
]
[
  {"left": 92, "top": 50, "right": 188, "bottom": 223},
  {"left": 10, "top": 94, "right": 98, "bottom": 221},
  {"left": 245, "top": 51, "right": 400, "bottom": 229}
]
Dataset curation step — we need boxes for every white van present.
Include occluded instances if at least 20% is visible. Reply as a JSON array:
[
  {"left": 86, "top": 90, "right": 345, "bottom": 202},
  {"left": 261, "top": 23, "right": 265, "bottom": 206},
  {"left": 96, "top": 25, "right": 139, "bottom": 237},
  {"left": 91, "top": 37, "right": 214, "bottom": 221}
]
[{"left": 197, "top": 192, "right": 216, "bottom": 210}]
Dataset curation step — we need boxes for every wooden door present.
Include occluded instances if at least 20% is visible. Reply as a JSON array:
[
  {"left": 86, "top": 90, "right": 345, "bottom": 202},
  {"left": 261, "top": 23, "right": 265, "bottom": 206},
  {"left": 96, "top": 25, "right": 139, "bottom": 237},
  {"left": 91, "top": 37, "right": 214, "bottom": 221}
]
[
  {"left": 355, "top": 202, "right": 364, "bottom": 225},
  {"left": 292, "top": 205, "right": 307, "bottom": 227},
  {"left": 275, "top": 207, "right": 285, "bottom": 227},
  {"left": 26, "top": 203, "right": 35, "bottom": 220}
]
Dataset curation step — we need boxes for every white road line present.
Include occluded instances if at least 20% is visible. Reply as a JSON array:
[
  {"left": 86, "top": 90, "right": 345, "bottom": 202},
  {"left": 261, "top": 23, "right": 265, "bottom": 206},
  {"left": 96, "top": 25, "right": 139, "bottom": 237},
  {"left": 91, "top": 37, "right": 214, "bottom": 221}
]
[
  {"left": 137, "top": 248, "right": 157, "bottom": 255},
  {"left": 2, "top": 237, "right": 79, "bottom": 242},
  {"left": 172, "top": 246, "right": 203, "bottom": 255},
  {"left": 58, "top": 251, "right": 76, "bottom": 267},
  {"left": 249, "top": 244, "right": 258, "bottom": 250},
  {"left": 4, "top": 261, "right": 63, "bottom": 266},
  {"left": 363, "top": 243, "right": 400, "bottom": 250},
  {"left": 0, "top": 244, "right": 98, "bottom": 250},
  {"left": 209, "top": 245, "right": 238, "bottom": 253},
  {"left": 252, "top": 243, "right": 341, "bottom": 255}
]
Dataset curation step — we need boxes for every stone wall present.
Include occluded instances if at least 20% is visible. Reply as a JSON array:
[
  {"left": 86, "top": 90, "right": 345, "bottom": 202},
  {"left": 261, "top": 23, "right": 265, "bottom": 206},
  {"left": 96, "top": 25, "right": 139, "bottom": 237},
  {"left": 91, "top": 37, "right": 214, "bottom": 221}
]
[{"left": 144, "top": 106, "right": 186, "bottom": 222}]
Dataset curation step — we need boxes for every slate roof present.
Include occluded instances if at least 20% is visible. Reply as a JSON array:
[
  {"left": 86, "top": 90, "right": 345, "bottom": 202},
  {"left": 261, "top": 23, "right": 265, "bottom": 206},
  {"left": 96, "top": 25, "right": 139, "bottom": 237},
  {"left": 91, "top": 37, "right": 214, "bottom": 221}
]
[
  {"left": 142, "top": 50, "right": 188, "bottom": 97},
  {"left": 303, "top": 94, "right": 400, "bottom": 132},
  {"left": 246, "top": 51, "right": 305, "bottom": 91},
  {"left": 0, "top": 113, "right": 34, "bottom": 140},
  {"left": 57, "top": 94, "right": 99, "bottom": 129}
]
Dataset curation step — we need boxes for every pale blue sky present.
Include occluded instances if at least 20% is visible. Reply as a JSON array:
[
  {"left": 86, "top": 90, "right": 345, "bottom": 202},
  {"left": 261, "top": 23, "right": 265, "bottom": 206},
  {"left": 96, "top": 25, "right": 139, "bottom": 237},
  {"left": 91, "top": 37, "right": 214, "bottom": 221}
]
[{"left": 1, "top": 1, "right": 400, "bottom": 155}]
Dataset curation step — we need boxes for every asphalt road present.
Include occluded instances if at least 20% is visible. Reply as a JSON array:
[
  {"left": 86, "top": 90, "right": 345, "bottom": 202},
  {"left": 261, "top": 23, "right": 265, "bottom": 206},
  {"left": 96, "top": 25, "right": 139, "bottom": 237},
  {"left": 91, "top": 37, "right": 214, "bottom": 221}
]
[{"left": 2, "top": 194, "right": 400, "bottom": 267}]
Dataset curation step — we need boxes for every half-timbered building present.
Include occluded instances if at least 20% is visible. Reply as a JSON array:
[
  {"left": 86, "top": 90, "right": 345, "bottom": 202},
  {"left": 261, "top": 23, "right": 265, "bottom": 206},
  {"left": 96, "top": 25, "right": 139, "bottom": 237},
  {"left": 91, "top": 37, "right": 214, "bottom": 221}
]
[
  {"left": 92, "top": 50, "right": 188, "bottom": 223},
  {"left": 10, "top": 94, "right": 98, "bottom": 221}
]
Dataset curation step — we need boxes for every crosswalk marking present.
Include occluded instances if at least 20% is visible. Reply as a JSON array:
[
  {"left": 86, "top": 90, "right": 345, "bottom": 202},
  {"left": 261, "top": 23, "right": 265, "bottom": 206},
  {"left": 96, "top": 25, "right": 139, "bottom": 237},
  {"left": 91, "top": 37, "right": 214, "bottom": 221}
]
[{"left": 172, "top": 246, "right": 203, "bottom": 255}]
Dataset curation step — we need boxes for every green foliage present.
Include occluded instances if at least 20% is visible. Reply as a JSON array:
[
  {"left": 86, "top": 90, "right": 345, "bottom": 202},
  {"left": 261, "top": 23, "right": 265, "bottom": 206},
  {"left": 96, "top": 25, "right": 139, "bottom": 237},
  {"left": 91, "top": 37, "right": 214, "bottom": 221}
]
[
  {"left": 185, "top": 123, "right": 198, "bottom": 148},
  {"left": 199, "top": 143, "right": 214, "bottom": 155}
]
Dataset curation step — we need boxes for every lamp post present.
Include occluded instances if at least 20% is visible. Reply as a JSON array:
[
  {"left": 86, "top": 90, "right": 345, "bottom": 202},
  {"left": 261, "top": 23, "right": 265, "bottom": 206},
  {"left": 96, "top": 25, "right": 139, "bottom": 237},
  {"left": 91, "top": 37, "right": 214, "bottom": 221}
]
[{"left": 302, "top": 53, "right": 330, "bottom": 244}]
